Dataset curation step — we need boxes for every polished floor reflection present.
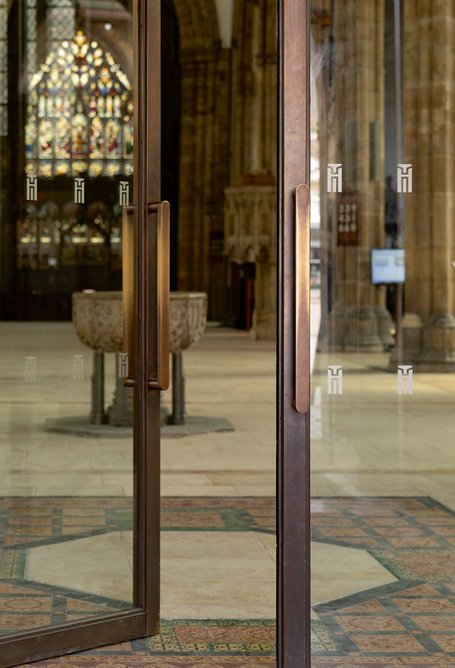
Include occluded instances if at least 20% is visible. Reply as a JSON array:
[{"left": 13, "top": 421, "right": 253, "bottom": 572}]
[
  {"left": 0, "top": 322, "right": 135, "bottom": 634},
  {"left": 312, "top": 351, "right": 455, "bottom": 508}
]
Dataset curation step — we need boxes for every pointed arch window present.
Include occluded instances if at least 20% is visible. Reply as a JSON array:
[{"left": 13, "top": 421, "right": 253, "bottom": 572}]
[{"left": 25, "top": 31, "right": 133, "bottom": 178}]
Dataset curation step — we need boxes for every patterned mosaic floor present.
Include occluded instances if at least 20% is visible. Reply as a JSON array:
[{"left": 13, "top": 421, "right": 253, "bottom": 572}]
[
  {"left": 2, "top": 496, "right": 455, "bottom": 665},
  {"left": 311, "top": 497, "right": 455, "bottom": 665},
  {"left": 0, "top": 497, "right": 275, "bottom": 634}
]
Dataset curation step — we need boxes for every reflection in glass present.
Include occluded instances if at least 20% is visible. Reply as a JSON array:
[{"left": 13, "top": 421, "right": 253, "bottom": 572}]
[
  {"left": 311, "top": 0, "right": 455, "bottom": 660},
  {"left": 0, "top": 0, "right": 134, "bottom": 636}
]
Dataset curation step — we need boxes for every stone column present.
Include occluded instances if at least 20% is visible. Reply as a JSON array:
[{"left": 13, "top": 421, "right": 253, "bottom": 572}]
[
  {"left": 401, "top": 0, "right": 455, "bottom": 370},
  {"left": 177, "top": 50, "right": 219, "bottom": 294},
  {"left": 327, "top": 0, "right": 393, "bottom": 351}
]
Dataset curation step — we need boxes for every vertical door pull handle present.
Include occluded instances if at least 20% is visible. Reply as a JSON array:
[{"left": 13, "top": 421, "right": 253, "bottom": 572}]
[
  {"left": 122, "top": 202, "right": 170, "bottom": 391},
  {"left": 122, "top": 205, "right": 136, "bottom": 387},
  {"left": 148, "top": 201, "right": 170, "bottom": 391},
  {"left": 294, "top": 184, "right": 311, "bottom": 414}
]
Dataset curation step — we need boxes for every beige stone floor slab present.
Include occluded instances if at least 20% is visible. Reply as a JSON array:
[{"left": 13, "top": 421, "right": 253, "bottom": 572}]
[
  {"left": 0, "top": 317, "right": 454, "bottom": 560},
  {"left": 311, "top": 541, "right": 396, "bottom": 606},
  {"left": 1, "top": 322, "right": 455, "bottom": 505},
  {"left": 25, "top": 530, "right": 276, "bottom": 618},
  {"left": 24, "top": 530, "right": 396, "bottom": 620},
  {"left": 25, "top": 531, "right": 134, "bottom": 603},
  {"left": 161, "top": 532, "right": 276, "bottom": 619},
  {"left": 0, "top": 323, "right": 276, "bottom": 498}
]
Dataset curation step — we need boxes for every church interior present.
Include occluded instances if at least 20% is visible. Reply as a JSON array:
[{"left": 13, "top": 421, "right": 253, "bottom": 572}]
[{"left": 1, "top": 0, "right": 455, "bottom": 665}]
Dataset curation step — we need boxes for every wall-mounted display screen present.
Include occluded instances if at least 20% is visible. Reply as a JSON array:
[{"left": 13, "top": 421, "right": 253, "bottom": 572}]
[{"left": 371, "top": 248, "right": 405, "bottom": 285}]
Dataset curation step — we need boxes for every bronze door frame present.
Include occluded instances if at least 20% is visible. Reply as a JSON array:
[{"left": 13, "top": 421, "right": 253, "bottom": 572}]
[
  {"left": 277, "top": 0, "right": 311, "bottom": 666},
  {"left": 0, "top": 0, "right": 163, "bottom": 666}
]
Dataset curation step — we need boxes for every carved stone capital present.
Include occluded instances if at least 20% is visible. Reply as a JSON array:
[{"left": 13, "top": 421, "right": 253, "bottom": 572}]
[{"left": 224, "top": 185, "right": 276, "bottom": 265}]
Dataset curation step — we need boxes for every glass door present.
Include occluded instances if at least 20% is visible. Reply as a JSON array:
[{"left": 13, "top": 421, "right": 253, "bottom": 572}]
[
  {"left": 310, "top": 0, "right": 455, "bottom": 665},
  {"left": 0, "top": 0, "right": 164, "bottom": 665}
]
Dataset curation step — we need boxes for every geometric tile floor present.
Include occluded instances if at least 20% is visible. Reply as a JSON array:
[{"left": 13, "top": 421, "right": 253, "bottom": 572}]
[
  {"left": 312, "top": 497, "right": 455, "bottom": 665},
  {"left": 6, "top": 496, "right": 455, "bottom": 666}
]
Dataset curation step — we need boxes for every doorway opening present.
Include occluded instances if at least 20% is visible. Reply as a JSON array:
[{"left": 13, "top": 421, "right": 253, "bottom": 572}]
[{"left": 157, "top": 0, "right": 278, "bottom": 654}]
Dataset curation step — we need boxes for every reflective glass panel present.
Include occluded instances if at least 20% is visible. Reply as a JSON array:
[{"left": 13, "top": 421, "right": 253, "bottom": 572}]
[
  {"left": 311, "top": 0, "right": 455, "bottom": 661},
  {"left": 0, "top": 0, "right": 135, "bottom": 634}
]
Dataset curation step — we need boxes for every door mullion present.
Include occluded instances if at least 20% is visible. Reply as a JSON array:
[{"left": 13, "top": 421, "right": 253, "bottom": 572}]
[
  {"left": 277, "top": 0, "right": 311, "bottom": 665},
  {"left": 133, "top": 0, "right": 162, "bottom": 636}
]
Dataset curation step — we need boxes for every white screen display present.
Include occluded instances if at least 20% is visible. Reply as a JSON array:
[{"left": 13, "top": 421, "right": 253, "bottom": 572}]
[{"left": 371, "top": 249, "right": 405, "bottom": 285}]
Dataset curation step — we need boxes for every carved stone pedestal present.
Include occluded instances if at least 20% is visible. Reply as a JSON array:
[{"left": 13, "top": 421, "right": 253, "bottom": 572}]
[
  {"left": 167, "top": 292, "right": 208, "bottom": 425},
  {"left": 90, "top": 352, "right": 106, "bottom": 425},
  {"left": 73, "top": 291, "right": 126, "bottom": 426},
  {"left": 107, "top": 355, "right": 134, "bottom": 427},
  {"left": 47, "top": 291, "right": 234, "bottom": 438},
  {"left": 72, "top": 290, "right": 209, "bottom": 428}
]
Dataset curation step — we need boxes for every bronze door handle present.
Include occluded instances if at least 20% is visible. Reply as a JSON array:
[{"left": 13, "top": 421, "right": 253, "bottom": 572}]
[
  {"left": 122, "top": 201, "right": 170, "bottom": 391},
  {"left": 122, "top": 204, "right": 137, "bottom": 387},
  {"left": 147, "top": 201, "right": 170, "bottom": 391},
  {"left": 294, "top": 184, "right": 310, "bottom": 414}
]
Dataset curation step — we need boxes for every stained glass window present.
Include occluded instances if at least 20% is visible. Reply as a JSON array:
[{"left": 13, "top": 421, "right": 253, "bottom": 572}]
[
  {"left": 46, "top": 0, "right": 75, "bottom": 50},
  {"left": 25, "top": 31, "right": 133, "bottom": 178},
  {"left": 26, "top": 0, "right": 37, "bottom": 81}
]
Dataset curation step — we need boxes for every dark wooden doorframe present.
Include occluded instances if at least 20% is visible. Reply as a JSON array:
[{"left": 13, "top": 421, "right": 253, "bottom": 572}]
[
  {"left": 0, "top": 1, "right": 164, "bottom": 666},
  {"left": 277, "top": 1, "right": 311, "bottom": 666}
]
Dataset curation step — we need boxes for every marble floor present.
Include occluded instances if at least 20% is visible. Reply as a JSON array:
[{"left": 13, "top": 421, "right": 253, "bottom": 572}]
[{"left": 0, "top": 322, "right": 455, "bottom": 665}]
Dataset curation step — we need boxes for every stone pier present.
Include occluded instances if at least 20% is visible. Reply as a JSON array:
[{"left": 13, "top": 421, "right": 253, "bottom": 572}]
[{"left": 400, "top": 0, "right": 455, "bottom": 370}]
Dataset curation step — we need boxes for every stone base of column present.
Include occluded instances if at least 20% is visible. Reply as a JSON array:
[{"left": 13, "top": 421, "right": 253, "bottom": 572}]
[
  {"left": 344, "top": 306, "right": 384, "bottom": 352},
  {"left": 391, "top": 313, "right": 455, "bottom": 371},
  {"left": 389, "top": 313, "right": 422, "bottom": 368},
  {"left": 107, "top": 378, "right": 134, "bottom": 427},
  {"left": 373, "top": 306, "right": 395, "bottom": 349},
  {"left": 417, "top": 313, "right": 455, "bottom": 372},
  {"left": 326, "top": 304, "right": 348, "bottom": 351},
  {"left": 326, "top": 305, "right": 385, "bottom": 351},
  {"left": 252, "top": 308, "right": 276, "bottom": 340}
]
